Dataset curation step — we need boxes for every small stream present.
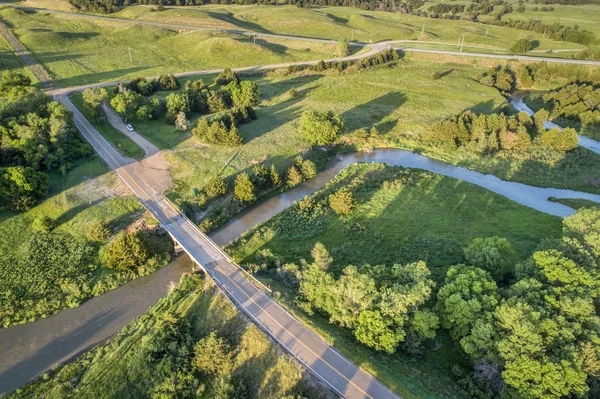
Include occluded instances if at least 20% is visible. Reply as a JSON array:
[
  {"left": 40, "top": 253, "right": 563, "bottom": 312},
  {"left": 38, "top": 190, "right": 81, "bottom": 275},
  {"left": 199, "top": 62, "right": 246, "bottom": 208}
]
[{"left": 2, "top": 96, "right": 600, "bottom": 395}]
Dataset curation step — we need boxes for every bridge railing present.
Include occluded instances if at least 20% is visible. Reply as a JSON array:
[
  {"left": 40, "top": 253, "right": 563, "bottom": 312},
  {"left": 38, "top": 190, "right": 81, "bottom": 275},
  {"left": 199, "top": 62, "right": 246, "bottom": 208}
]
[{"left": 161, "top": 195, "right": 272, "bottom": 294}]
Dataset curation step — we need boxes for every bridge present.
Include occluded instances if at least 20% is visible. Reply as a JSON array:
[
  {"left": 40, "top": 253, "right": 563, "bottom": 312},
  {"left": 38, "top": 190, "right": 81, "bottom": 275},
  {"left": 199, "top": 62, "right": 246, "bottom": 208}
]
[{"left": 59, "top": 94, "right": 401, "bottom": 399}]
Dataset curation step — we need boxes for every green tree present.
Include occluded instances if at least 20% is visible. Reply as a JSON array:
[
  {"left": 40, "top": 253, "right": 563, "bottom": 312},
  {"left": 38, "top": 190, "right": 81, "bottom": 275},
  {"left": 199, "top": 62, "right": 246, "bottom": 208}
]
[
  {"left": 510, "top": 38, "right": 533, "bottom": 54},
  {"left": 215, "top": 69, "right": 239, "bottom": 86},
  {"left": 0, "top": 166, "right": 49, "bottom": 211},
  {"left": 464, "top": 236, "right": 517, "bottom": 282},
  {"left": 158, "top": 74, "right": 179, "bottom": 91},
  {"left": 105, "top": 232, "right": 149, "bottom": 271},
  {"left": 286, "top": 165, "right": 304, "bottom": 187},
  {"left": 437, "top": 265, "right": 500, "bottom": 340},
  {"left": 205, "top": 176, "right": 227, "bottom": 198},
  {"left": 335, "top": 37, "right": 350, "bottom": 57},
  {"left": 533, "top": 108, "right": 549, "bottom": 131},
  {"left": 165, "top": 92, "right": 190, "bottom": 124},
  {"left": 300, "top": 110, "right": 344, "bottom": 146},
  {"left": 234, "top": 172, "right": 256, "bottom": 202},
  {"left": 86, "top": 219, "right": 111, "bottom": 243},
  {"left": 82, "top": 87, "right": 107, "bottom": 121},
  {"left": 193, "top": 332, "right": 232, "bottom": 376},
  {"left": 329, "top": 188, "right": 356, "bottom": 215},
  {"left": 269, "top": 164, "right": 282, "bottom": 187},
  {"left": 229, "top": 81, "right": 260, "bottom": 108},
  {"left": 563, "top": 207, "right": 600, "bottom": 259},
  {"left": 110, "top": 91, "right": 141, "bottom": 123},
  {"left": 311, "top": 242, "right": 333, "bottom": 271}
]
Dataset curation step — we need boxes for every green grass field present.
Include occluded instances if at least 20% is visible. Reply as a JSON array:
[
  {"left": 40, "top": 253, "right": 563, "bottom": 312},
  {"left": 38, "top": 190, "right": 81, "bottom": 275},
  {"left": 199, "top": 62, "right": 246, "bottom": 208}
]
[
  {"left": 0, "top": 6, "right": 340, "bottom": 86},
  {"left": 226, "top": 162, "right": 561, "bottom": 399},
  {"left": 9, "top": 273, "right": 331, "bottom": 399},
  {"left": 0, "top": 33, "right": 35, "bottom": 81}
]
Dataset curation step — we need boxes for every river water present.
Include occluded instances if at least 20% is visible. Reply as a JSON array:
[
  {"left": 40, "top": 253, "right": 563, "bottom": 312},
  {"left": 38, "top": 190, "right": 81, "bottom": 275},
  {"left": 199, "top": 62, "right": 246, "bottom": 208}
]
[{"left": 2, "top": 98, "right": 600, "bottom": 395}]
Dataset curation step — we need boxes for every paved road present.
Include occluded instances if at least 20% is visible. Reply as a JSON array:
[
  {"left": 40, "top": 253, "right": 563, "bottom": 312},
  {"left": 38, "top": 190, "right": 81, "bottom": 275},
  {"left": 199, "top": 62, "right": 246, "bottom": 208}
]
[{"left": 59, "top": 93, "right": 401, "bottom": 399}]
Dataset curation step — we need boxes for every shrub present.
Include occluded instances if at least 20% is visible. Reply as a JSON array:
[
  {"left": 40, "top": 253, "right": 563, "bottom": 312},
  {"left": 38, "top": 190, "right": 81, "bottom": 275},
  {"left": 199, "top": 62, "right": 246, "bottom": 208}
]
[
  {"left": 175, "top": 112, "right": 191, "bottom": 131},
  {"left": 270, "top": 164, "right": 282, "bottom": 187},
  {"left": 300, "top": 110, "right": 345, "bottom": 146},
  {"left": 286, "top": 165, "right": 304, "bottom": 187},
  {"left": 336, "top": 38, "right": 350, "bottom": 57},
  {"left": 205, "top": 176, "right": 227, "bottom": 198},
  {"left": 32, "top": 215, "right": 56, "bottom": 233},
  {"left": 538, "top": 127, "right": 579, "bottom": 152},
  {"left": 234, "top": 172, "right": 256, "bottom": 202},
  {"left": 510, "top": 38, "right": 533, "bottom": 54},
  {"left": 215, "top": 69, "right": 240, "bottom": 86},
  {"left": 158, "top": 74, "right": 179, "bottom": 91},
  {"left": 86, "top": 220, "right": 111, "bottom": 243},
  {"left": 329, "top": 188, "right": 356, "bottom": 215},
  {"left": 105, "top": 232, "right": 149, "bottom": 271}
]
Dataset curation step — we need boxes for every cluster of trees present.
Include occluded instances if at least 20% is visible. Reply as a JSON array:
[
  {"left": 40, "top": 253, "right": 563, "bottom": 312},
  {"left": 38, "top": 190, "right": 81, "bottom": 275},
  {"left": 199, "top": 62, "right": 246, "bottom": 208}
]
[
  {"left": 192, "top": 105, "right": 256, "bottom": 145},
  {"left": 478, "top": 65, "right": 515, "bottom": 93},
  {"left": 287, "top": 48, "right": 401, "bottom": 75},
  {"left": 108, "top": 71, "right": 260, "bottom": 132},
  {"left": 427, "top": 3, "right": 465, "bottom": 14},
  {"left": 490, "top": 18, "right": 595, "bottom": 45},
  {"left": 541, "top": 82, "right": 600, "bottom": 126},
  {"left": 296, "top": 244, "right": 438, "bottom": 354},
  {"left": 424, "top": 109, "right": 578, "bottom": 153},
  {"left": 437, "top": 208, "right": 600, "bottom": 398},
  {"left": 196, "top": 155, "right": 318, "bottom": 232},
  {"left": 517, "top": 62, "right": 600, "bottom": 88},
  {"left": 0, "top": 72, "right": 90, "bottom": 210}
]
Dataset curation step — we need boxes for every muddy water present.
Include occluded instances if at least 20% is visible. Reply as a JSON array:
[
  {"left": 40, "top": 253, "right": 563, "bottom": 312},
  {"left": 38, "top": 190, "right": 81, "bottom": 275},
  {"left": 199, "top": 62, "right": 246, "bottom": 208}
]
[
  {"left": 0, "top": 255, "right": 193, "bottom": 394},
  {"left": 4, "top": 118, "right": 600, "bottom": 394}
]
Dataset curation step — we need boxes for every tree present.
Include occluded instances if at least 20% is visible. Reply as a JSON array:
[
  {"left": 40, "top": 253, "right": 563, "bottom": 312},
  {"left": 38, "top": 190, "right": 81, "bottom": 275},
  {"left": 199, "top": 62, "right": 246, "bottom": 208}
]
[
  {"left": 286, "top": 165, "right": 304, "bottom": 187},
  {"left": 298, "top": 158, "right": 317, "bottom": 179},
  {"left": 193, "top": 332, "right": 232, "bottom": 376},
  {"left": 86, "top": 219, "right": 111, "bottom": 242},
  {"left": 563, "top": 207, "right": 600, "bottom": 260},
  {"left": 300, "top": 110, "right": 344, "bottom": 146},
  {"left": 234, "top": 172, "right": 256, "bottom": 202},
  {"left": 158, "top": 74, "right": 179, "bottom": 91},
  {"left": 110, "top": 91, "right": 141, "bottom": 123},
  {"left": 229, "top": 81, "right": 260, "bottom": 108},
  {"left": 105, "top": 232, "right": 148, "bottom": 271},
  {"left": 329, "top": 188, "right": 356, "bottom": 215},
  {"left": 335, "top": 38, "right": 350, "bottom": 57},
  {"left": 437, "top": 265, "right": 500, "bottom": 341},
  {"left": 215, "top": 69, "right": 239, "bottom": 86},
  {"left": 82, "top": 87, "right": 107, "bottom": 121},
  {"left": 269, "top": 164, "right": 282, "bottom": 187},
  {"left": 175, "top": 112, "right": 190, "bottom": 131},
  {"left": 205, "top": 176, "right": 227, "bottom": 198},
  {"left": 464, "top": 236, "right": 516, "bottom": 282},
  {"left": 510, "top": 38, "right": 533, "bottom": 54},
  {"left": 311, "top": 242, "right": 332, "bottom": 271},
  {"left": 538, "top": 127, "right": 578, "bottom": 152},
  {"left": 0, "top": 166, "right": 49, "bottom": 211},
  {"left": 207, "top": 91, "right": 229, "bottom": 113},
  {"left": 533, "top": 108, "right": 549, "bottom": 131},
  {"left": 165, "top": 92, "right": 189, "bottom": 124}
]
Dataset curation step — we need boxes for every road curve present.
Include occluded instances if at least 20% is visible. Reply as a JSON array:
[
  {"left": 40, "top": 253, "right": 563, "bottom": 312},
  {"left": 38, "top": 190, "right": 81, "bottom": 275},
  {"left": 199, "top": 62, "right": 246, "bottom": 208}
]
[{"left": 58, "top": 93, "right": 401, "bottom": 399}]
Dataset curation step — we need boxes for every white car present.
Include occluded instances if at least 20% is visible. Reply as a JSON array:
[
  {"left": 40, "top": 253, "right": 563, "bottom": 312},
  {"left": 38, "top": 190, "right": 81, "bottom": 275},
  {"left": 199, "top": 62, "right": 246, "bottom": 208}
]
[{"left": 126, "top": 124, "right": 134, "bottom": 132}]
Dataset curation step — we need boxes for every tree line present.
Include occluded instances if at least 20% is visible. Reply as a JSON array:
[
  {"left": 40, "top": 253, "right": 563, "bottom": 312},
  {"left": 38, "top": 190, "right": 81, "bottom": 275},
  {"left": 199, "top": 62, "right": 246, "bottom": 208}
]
[{"left": 0, "top": 72, "right": 90, "bottom": 211}]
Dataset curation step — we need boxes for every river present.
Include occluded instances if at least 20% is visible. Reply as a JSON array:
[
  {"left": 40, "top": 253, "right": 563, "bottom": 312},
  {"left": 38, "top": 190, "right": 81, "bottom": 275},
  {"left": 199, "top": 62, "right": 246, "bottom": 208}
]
[{"left": 2, "top": 97, "right": 600, "bottom": 395}]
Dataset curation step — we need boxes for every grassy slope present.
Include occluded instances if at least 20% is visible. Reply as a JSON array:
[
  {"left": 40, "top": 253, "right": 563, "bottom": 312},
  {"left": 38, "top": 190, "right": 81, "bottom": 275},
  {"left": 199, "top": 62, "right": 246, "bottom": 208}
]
[
  {"left": 8, "top": 274, "right": 331, "bottom": 399},
  {"left": 0, "top": 6, "right": 339, "bottom": 87},
  {"left": 159, "top": 56, "right": 505, "bottom": 195},
  {"left": 226, "top": 163, "right": 561, "bottom": 399},
  {"left": 70, "top": 92, "right": 145, "bottom": 160},
  {"left": 0, "top": 33, "right": 36, "bottom": 82},
  {"left": 108, "top": 4, "right": 583, "bottom": 53}
]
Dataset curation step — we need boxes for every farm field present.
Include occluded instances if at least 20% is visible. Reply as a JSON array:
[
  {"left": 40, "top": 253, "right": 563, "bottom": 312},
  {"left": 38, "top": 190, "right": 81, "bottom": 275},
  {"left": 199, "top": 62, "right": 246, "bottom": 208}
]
[{"left": 226, "top": 162, "right": 562, "bottom": 399}]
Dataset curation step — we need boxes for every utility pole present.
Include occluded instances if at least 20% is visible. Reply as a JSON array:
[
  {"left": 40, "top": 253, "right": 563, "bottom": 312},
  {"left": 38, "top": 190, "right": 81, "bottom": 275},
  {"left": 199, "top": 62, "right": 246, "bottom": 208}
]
[
  {"left": 128, "top": 47, "right": 132, "bottom": 64},
  {"left": 422, "top": 24, "right": 425, "bottom": 33},
  {"left": 253, "top": 33, "right": 256, "bottom": 45},
  {"left": 460, "top": 33, "right": 465, "bottom": 52},
  {"left": 486, "top": 28, "right": 489, "bottom": 37}
]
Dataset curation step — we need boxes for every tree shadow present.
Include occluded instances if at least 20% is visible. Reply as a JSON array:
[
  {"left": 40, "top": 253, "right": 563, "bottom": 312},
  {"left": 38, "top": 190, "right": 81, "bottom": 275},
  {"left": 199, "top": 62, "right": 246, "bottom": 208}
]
[
  {"left": 258, "top": 73, "right": 323, "bottom": 102},
  {"left": 530, "top": 39, "right": 540, "bottom": 50},
  {"left": 439, "top": 68, "right": 454, "bottom": 78},
  {"left": 204, "top": 11, "right": 272, "bottom": 34},
  {"left": 55, "top": 32, "right": 100, "bottom": 40},
  {"left": 54, "top": 197, "right": 106, "bottom": 227},
  {"left": 231, "top": 350, "right": 277, "bottom": 398},
  {"left": 340, "top": 91, "right": 406, "bottom": 131},
  {"left": 468, "top": 99, "right": 502, "bottom": 114}
]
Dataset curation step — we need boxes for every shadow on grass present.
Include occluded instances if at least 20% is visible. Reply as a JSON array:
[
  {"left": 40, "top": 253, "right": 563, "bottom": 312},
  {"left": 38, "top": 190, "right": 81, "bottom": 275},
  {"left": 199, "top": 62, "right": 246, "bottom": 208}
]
[
  {"left": 341, "top": 91, "right": 406, "bottom": 131},
  {"left": 204, "top": 11, "right": 272, "bottom": 34},
  {"left": 258, "top": 74, "right": 323, "bottom": 102},
  {"left": 52, "top": 66, "right": 150, "bottom": 87}
]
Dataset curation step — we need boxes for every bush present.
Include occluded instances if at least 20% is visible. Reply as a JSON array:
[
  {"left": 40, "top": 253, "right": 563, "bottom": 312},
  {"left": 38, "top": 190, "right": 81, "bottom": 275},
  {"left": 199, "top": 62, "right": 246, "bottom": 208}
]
[
  {"left": 215, "top": 69, "right": 240, "bottom": 86},
  {"left": 86, "top": 220, "right": 111, "bottom": 243},
  {"left": 234, "top": 172, "right": 256, "bottom": 202},
  {"left": 192, "top": 118, "right": 243, "bottom": 146},
  {"left": 32, "top": 216, "right": 56, "bottom": 233},
  {"left": 158, "top": 74, "right": 179, "bottom": 91},
  {"left": 205, "top": 176, "right": 227, "bottom": 198},
  {"left": 0, "top": 166, "right": 49, "bottom": 211},
  {"left": 105, "top": 232, "right": 149, "bottom": 271},
  {"left": 538, "top": 127, "right": 579, "bottom": 151},
  {"left": 510, "top": 38, "right": 533, "bottom": 54},
  {"left": 329, "top": 188, "right": 356, "bottom": 215},
  {"left": 300, "top": 110, "right": 345, "bottom": 146}
]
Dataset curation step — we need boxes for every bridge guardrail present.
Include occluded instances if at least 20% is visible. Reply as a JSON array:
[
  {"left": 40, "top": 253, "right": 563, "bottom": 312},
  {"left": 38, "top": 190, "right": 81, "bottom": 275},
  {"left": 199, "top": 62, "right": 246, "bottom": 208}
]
[{"left": 161, "top": 195, "right": 272, "bottom": 294}]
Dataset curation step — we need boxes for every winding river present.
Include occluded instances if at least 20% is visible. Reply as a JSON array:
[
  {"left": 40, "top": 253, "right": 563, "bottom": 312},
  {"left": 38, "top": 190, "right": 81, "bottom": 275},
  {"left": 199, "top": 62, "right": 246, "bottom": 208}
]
[{"left": 2, "top": 98, "right": 600, "bottom": 395}]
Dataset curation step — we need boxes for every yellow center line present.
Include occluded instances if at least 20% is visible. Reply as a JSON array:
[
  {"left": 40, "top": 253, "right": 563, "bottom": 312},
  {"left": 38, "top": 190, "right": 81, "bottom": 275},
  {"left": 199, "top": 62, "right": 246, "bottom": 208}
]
[{"left": 69, "top": 99, "right": 376, "bottom": 399}]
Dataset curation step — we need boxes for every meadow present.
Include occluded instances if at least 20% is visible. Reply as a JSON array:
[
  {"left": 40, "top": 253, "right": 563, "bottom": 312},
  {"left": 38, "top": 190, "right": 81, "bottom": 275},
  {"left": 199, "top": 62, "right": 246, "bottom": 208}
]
[
  {"left": 8, "top": 273, "right": 332, "bottom": 399},
  {"left": 0, "top": 156, "right": 172, "bottom": 327},
  {"left": 226, "top": 162, "right": 562, "bottom": 399},
  {"left": 0, "top": 6, "right": 340, "bottom": 86}
]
